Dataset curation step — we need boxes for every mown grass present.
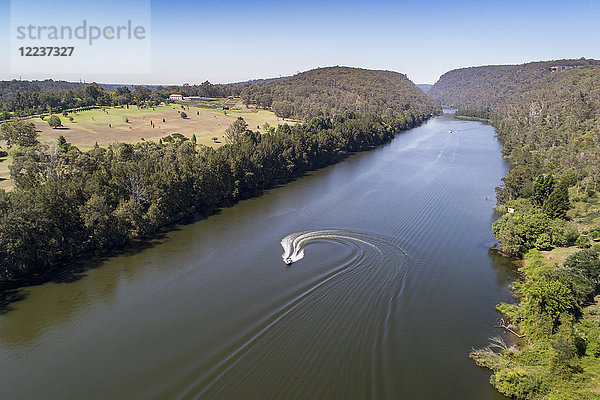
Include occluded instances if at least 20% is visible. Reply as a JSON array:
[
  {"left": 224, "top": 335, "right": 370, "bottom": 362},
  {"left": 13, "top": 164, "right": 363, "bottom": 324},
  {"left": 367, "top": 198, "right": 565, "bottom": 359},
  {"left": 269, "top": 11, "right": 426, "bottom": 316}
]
[
  {"left": 0, "top": 155, "right": 12, "bottom": 191},
  {"left": 1, "top": 103, "right": 293, "bottom": 190}
]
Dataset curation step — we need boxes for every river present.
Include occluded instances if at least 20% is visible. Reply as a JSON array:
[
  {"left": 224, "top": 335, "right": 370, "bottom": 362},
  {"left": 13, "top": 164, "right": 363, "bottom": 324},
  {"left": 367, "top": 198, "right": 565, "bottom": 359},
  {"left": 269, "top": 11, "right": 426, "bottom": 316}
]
[{"left": 0, "top": 113, "right": 515, "bottom": 399}]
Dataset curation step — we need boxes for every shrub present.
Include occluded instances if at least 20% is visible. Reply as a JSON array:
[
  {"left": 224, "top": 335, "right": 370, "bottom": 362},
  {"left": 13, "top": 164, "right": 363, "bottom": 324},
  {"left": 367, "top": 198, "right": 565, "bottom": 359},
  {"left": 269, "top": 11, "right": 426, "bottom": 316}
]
[
  {"left": 575, "top": 234, "right": 591, "bottom": 248},
  {"left": 564, "top": 249, "right": 600, "bottom": 284},
  {"left": 535, "top": 233, "right": 553, "bottom": 250},
  {"left": 491, "top": 368, "right": 545, "bottom": 399}
]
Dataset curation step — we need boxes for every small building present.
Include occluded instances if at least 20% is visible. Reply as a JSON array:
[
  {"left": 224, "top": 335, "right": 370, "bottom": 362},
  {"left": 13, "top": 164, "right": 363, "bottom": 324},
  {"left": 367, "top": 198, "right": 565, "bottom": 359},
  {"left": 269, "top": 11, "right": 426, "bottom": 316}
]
[
  {"left": 549, "top": 65, "right": 576, "bottom": 73},
  {"left": 169, "top": 94, "right": 184, "bottom": 101},
  {"left": 183, "top": 96, "right": 219, "bottom": 102}
]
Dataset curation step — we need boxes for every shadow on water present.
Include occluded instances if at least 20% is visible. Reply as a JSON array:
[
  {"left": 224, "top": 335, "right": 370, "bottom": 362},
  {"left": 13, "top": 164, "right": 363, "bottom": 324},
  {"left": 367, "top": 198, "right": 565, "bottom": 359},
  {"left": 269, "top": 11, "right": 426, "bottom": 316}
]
[
  {"left": 0, "top": 206, "right": 229, "bottom": 315},
  {"left": 487, "top": 247, "right": 521, "bottom": 296}
]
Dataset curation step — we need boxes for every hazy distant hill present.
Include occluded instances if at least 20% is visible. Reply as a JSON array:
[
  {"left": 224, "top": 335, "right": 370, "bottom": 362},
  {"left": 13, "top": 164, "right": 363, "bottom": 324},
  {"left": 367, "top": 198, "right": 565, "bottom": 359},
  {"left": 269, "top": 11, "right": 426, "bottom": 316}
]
[
  {"left": 0, "top": 80, "right": 158, "bottom": 98},
  {"left": 239, "top": 66, "right": 440, "bottom": 120},
  {"left": 416, "top": 84, "right": 432, "bottom": 93}
]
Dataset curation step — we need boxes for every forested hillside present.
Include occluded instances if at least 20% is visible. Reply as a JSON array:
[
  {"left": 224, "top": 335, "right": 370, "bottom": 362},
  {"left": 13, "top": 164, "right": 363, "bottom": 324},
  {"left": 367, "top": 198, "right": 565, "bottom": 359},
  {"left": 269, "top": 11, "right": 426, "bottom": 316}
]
[
  {"left": 240, "top": 66, "right": 440, "bottom": 120},
  {"left": 429, "top": 60, "right": 600, "bottom": 399},
  {"left": 428, "top": 59, "right": 600, "bottom": 118},
  {"left": 0, "top": 68, "right": 439, "bottom": 123}
]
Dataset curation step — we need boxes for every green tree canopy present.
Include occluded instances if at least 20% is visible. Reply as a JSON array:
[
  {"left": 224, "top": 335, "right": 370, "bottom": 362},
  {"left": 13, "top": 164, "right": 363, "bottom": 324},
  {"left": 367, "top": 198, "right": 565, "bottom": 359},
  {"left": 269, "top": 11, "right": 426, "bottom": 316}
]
[
  {"left": 533, "top": 174, "right": 554, "bottom": 206},
  {"left": 47, "top": 115, "right": 62, "bottom": 129},
  {"left": 224, "top": 117, "right": 248, "bottom": 144},
  {"left": 523, "top": 278, "right": 579, "bottom": 327},
  {"left": 0, "top": 119, "right": 38, "bottom": 148},
  {"left": 542, "top": 182, "right": 570, "bottom": 219},
  {"left": 564, "top": 249, "right": 600, "bottom": 285}
]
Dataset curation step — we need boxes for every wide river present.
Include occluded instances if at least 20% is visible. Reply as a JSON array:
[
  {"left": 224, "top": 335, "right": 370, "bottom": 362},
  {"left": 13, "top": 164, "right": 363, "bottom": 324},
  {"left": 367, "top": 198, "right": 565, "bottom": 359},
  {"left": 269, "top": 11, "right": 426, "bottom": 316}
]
[{"left": 0, "top": 113, "right": 515, "bottom": 399}]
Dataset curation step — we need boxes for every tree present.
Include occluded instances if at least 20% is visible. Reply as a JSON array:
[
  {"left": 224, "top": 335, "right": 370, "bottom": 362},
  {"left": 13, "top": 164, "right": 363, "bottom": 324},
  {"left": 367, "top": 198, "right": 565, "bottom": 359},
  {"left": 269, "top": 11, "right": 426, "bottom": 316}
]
[
  {"left": 133, "top": 86, "right": 151, "bottom": 103},
  {"left": 495, "top": 165, "right": 535, "bottom": 204},
  {"left": 492, "top": 211, "right": 553, "bottom": 257},
  {"left": 57, "top": 135, "right": 70, "bottom": 152},
  {"left": 543, "top": 182, "right": 570, "bottom": 219},
  {"left": 180, "top": 112, "right": 187, "bottom": 119},
  {"left": 47, "top": 115, "right": 62, "bottom": 129},
  {"left": 0, "top": 120, "right": 38, "bottom": 148},
  {"left": 523, "top": 278, "right": 578, "bottom": 328},
  {"left": 564, "top": 249, "right": 600, "bottom": 285},
  {"left": 84, "top": 82, "right": 105, "bottom": 101},
  {"left": 224, "top": 117, "right": 248, "bottom": 144},
  {"left": 533, "top": 174, "right": 554, "bottom": 206}
]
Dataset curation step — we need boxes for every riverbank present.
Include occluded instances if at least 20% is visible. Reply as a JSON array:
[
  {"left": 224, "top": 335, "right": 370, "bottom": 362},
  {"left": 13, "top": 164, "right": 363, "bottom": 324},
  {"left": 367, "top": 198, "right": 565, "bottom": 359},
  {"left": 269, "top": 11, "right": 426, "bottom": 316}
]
[
  {"left": 454, "top": 115, "right": 491, "bottom": 123},
  {"left": 0, "top": 111, "right": 437, "bottom": 283},
  {"left": 471, "top": 246, "right": 600, "bottom": 399},
  {"left": 474, "top": 157, "right": 600, "bottom": 399}
]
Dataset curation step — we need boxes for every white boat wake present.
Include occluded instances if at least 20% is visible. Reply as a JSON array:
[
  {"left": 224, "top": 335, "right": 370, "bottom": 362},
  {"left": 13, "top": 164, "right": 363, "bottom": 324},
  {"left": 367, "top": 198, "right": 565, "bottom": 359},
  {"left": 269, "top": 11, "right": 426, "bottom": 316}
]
[{"left": 280, "top": 229, "right": 402, "bottom": 265}]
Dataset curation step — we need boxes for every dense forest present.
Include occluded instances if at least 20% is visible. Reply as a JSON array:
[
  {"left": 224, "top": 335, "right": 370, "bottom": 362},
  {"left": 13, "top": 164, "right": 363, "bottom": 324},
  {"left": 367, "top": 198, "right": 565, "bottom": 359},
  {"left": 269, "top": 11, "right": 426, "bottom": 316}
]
[
  {"left": 0, "top": 68, "right": 438, "bottom": 282},
  {"left": 239, "top": 67, "right": 440, "bottom": 120},
  {"left": 429, "top": 60, "right": 600, "bottom": 399}
]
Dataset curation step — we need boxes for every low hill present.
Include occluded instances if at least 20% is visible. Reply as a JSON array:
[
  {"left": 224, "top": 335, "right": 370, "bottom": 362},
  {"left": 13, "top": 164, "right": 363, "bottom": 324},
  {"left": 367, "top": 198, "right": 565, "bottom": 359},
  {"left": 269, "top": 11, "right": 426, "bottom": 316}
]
[{"left": 240, "top": 66, "right": 440, "bottom": 120}]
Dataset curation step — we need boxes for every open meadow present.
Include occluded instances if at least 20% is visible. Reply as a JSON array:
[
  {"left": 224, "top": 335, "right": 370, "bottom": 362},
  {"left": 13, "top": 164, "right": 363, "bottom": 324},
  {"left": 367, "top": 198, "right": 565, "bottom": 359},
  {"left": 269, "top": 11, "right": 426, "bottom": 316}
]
[
  {"left": 33, "top": 103, "right": 288, "bottom": 149},
  {"left": 0, "top": 102, "right": 297, "bottom": 190}
]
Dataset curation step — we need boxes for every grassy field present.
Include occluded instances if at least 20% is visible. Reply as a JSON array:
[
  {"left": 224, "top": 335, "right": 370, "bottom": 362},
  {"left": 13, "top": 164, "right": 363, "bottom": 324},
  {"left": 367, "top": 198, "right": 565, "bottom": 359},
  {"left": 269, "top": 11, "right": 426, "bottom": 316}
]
[
  {"left": 0, "top": 102, "right": 296, "bottom": 189},
  {"left": 537, "top": 191, "right": 600, "bottom": 265},
  {"left": 0, "top": 155, "right": 11, "bottom": 191},
  {"left": 32, "top": 104, "right": 287, "bottom": 149},
  {"left": 540, "top": 246, "right": 580, "bottom": 265}
]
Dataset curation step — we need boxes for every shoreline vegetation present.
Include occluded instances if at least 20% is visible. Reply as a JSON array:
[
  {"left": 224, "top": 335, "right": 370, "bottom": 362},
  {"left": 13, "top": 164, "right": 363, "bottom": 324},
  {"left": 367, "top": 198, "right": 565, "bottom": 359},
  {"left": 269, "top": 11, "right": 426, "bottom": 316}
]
[
  {"left": 429, "top": 59, "right": 600, "bottom": 399},
  {"left": 0, "top": 66, "right": 440, "bottom": 284},
  {"left": 453, "top": 115, "right": 491, "bottom": 123}
]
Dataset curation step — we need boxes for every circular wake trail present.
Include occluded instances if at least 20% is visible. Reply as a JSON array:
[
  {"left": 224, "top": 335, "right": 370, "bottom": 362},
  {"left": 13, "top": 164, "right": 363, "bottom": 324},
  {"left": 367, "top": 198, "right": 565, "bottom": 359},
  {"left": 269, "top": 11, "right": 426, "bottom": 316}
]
[
  {"left": 177, "top": 229, "right": 410, "bottom": 400},
  {"left": 281, "top": 229, "right": 394, "bottom": 264}
]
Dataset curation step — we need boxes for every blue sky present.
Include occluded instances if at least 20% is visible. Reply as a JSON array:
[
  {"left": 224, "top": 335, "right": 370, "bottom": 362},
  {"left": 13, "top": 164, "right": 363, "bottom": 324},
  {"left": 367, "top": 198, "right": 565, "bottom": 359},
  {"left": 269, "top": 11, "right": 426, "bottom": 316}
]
[{"left": 1, "top": 0, "right": 599, "bottom": 84}]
